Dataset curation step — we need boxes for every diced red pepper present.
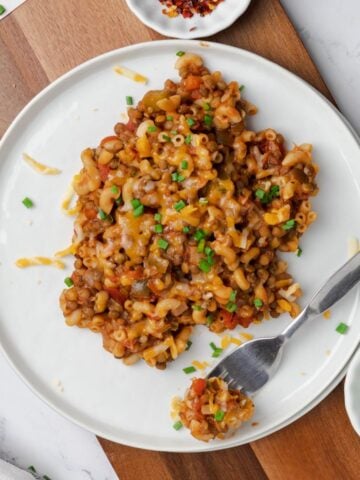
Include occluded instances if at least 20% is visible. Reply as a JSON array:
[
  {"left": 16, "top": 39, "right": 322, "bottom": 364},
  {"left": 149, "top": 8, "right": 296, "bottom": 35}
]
[
  {"left": 105, "top": 287, "right": 127, "bottom": 306},
  {"left": 183, "top": 75, "right": 202, "bottom": 91},
  {"left": 192, "top": 378, "right": 207, "bottom": 396},
  {"left": 98, "top": 164, "right": 110, "bottom": 181}
]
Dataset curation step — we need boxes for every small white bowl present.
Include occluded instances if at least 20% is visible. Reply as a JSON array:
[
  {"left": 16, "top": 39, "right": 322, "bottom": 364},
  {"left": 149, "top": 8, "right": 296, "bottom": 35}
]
[
  {"left": 125, "top": 0, "right": 252, "bottom": 39},
  {"left": 345, "top": 347, "right": 360, "bottom": 435}
]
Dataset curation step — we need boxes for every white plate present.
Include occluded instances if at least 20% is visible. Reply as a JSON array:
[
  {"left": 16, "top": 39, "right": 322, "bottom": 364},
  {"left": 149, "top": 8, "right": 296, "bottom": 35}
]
[
  {"left": 1, "top": 40, "right": 360, "bottom": 453},
  {"left": 125, "top": 0, "right": 251, "bottom": 39},
  {"left": 345, "top": 347, "right": 360, "bottom": 435}
]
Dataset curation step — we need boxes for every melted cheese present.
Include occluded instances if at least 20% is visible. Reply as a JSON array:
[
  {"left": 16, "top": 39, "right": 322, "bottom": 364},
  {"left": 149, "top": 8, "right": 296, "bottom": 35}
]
[
  {"left": 240, "top": 332, "right": 254, "bottom": 341},
  {"left": 15, "top": 257, "right": 65, "bottom": 269},
  {"left": 113, "top": 66, "right": 148, "bottom": 84},
  {"left": 191, "top": 360, "right": 209, "bottom": 370},
  {"left": 23, "top": 153, "right": 62, "bottom": 175},
  {"left": 55, "top": 244, "right": 78, "bottom": 258},
  {"left": 61, "top": 182, "right": 78, "bottom": 216}
]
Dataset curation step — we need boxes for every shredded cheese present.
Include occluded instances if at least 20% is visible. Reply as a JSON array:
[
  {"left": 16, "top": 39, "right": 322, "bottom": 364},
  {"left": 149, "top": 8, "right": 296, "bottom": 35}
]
[
  {"left": 15, "top": 257, "right": 65, "bottom": 269},
  {"left": 240, "top": 332, "right": 254, "bottom": 341},
  {"left": 230, "top": 337, "right": 242, "bottom": 346},
  {"left": 113, "top": 66, "right": 148, "bottom": 84},
  {"left": 191, "top": 360, "right": 209, "bottom": 370},
  {"left": 323, "top": 309, "right": 331, "bottom": 319},
  {"left": 23, "top": 153, "right": 62, "bottom": 175},
  {"left": 348, "top": 237, "right": 359, "bottom": 258},
  {"left": 61, "top": 183, "right": 78, "bottom": 216},
  {"left": 170, "top": 396, "right": 182, "bottom": 420},
  {"left": 220, "top": 335, "right": 231, "bottom": 349},
  {"left": 55, "top": 244, "right": 78, "bottom": 258}
]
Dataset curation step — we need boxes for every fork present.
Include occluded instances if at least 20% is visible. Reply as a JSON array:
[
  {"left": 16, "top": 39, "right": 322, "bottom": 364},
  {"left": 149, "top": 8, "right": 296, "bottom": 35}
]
[{"left": 207, "top": 252, "right": 360, "bottom": 395}]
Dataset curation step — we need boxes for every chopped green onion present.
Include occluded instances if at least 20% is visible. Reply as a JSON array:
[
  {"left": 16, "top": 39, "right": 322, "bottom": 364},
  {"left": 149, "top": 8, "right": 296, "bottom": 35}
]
[
  {"left": 28, "top": 466, "right": 37, "bottom": 473},
  {"left": 158, "top": 238, "right": 169, "bottom": 250},
  {"left": 206, "top": 255, "right": 215, "bottom": 266},
  {"left": 147, "top": 125, "right": 157, "bottom": 133},
  {"left": 270, "top": 185, "right": 280, "bottom": 197},
  {"left": 240, "top": 85, "right": 245, "bottom": 91},
  {"left": 185, "top": 134, "right": 192, "bottom": 145},
  {"left": 111, "top": 185, "right": 119, "bottom": 194},
  {"left": 336, "top": 322, "right": 349, "bottom": 334},
  {"left": 203, "top": 102, "right": 211, "bottom": 111},
  {"left": 183, "top": 226, "right": 190, "bottom": 233},
  {"left": 22, "top": 197, "right": 34, "bottom": 208},
  {"left": 173, "top": 420, "right": 183, "bottom": 430},
  {"left": 115, "top": 196, "right": 123, "bottom": 205},
  {"left": 199, "top": 197, "right": 208, "bottom": 205},
  {"left": 172, "top": 172, "right": 185, "bottom": 182},
  {"left": 226, "top": 302, "right": 237, "bottom": 313},
  {"left": 183, "top": 366, "right": 196, "bottom": 374},
  {"left": 212, "top": 348, "right": 223, "bottom": 358},
  {"left": 64, "top": 277, "right": 74, "bottom": 287},
  {"left": 166, "top": 115, "right": 173, "bottom": 121},
  {"left": 186, "top": 118, "right": 195, "bottom": 127},
  {"left": 254, "top": 298, "right": 263, "bottom": 309},
  {"left": 194, "top": 229, "right": 206, "bottom": 241},
  {"left": 162, "top": 134, "right": 171, "bottom": 142},
  {"left": 131, "top": 198, "right": 141, "bottom": 208},
  {"left": 204, "top": 114, "right": 213, "bottom": 127},
  {"left": 176, "top": 51, "right": 185, "bottom": 57},
  {"left": 185, "top": 340, "right": 192, "bottom": 351},
  {"left": 229, "top": 290, "right": 237, "bottom": 302},
  {"left": 214, "top": 410, "right": 225, "bottom": 422},
  {"left": 210, "top": 342, "right": 218, "bottom": 351},
  {"left": 43, "top": 476, "right": 52, "bottom": 480},
  {"left": 255, "top": 189, "right": 266, "bottom": 201},
  {"left": 174, "top": 200, "right": 186, "bottom": 211},
  {"left": 255, "top": 185, "right": 279, "bottom": 204},
  {"left": 126, "top": 96, "right": 133, "bottom": 105},
  {"left": 154, "top": 213, "right": 162, "bottom": 222},
  {"left": 154, "top": 224, "right": 163, "bottom": 233},
  {"left": 204, "top": 246, "right": 214, "bottom": 257},
  {"left": 197, "top": 238, "right": 205, "bottom": 253},
  {"left": 198, "top": 259, "right": 211, "bottom": 273},
  {"left": 181, "top": 160, "right": 188, "bottom": 169},
  {"left": 297, "top": 247, "right": 303, "bottom": 257},
  {"left": 206, "top": 314, "right": 214, "bottom": 326},
  {"left": 133, "top": 205, "right": 144, "bottom": 217},
  {"left": 0, "top": 5, "right": 6, "bottom": 15},
  {"left": 98, "top": 209, "right": 108, "bottom": 220},
  {"left": 192, "top": 305, "right": 202, "bottom": 311},
  {"left": 282, "top": 219, "right": 296, "bottom": 231}
]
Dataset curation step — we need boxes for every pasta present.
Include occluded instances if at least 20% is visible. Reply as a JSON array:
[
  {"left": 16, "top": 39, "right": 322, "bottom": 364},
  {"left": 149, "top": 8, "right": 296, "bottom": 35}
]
[{"left": 60, "top": 53, "right": 319, "bottom": 369}]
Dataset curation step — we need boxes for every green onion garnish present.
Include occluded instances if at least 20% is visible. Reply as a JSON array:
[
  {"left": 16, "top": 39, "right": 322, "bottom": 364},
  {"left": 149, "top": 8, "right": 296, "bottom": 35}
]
[
  {"left": 183, "top": 366, "right": 196, "bottom": 374},
  {"left": 204, "top": 246, "right": 214, "bottom": 257},
  {"left": 162, "top": 134, "right": 171, "bottom": 142},
  {"left": 198, "top": 259, "right": 211, "bottom": 273},
  {"left": 172, "top": 172, "right": 185, "bottom": 182},
  {"left": 181, "top": 160, "right": 188, "bottom": 169},
  {"left": 194, "top": 229, "right": 206, "bottom": 241},
  {"left": 206, "top": 315, "right": 214, "bottom": 326},
  {"left": 98, "top": 209, "right": 108, "bottom": 220},
  {"left": 204, "top": 114, "right": 213, "bottom": 127},
  {"left": 176, "top": 51, "right": 185, "bottom": 57},
  {"left": 131, "top": 199, "right": 141, "bottom": 208},
  {"left": 192, "top": 305, "right": 202, "bottom": 311},
  {"left": 147, "top": 125, "right": 157, "bottom": 133},
  {"left": 199, "top": 197, "right": 208, "bottom": 205},
  {"left": 226, "top": 302, "right": 237, "bottom": 313},
  {"left": 255, "top": 189, "right": 266, "bottom": 201},
  {"left": 210, "top": 342, "right": 218, "bottom": 351},
  {"left": 158, "top": 238, "right": 169, "bottom": 250},
  {"left": 240, "top": 85, "right": 245, "bottom": 91},
  {"left": 126, "top": 96, "right": 133, "bottom": 105},
  {"left": 131, "top": 199, "right": 144, "bottom": 217},
  {"left": 187, "top": 118, "right": 195, "bottom": 127},
  {"left": 183, "top": 226, "right": 190, "bottom": 233},
  {"left": 174, "top": 200, "right": 186, "bottom": 211},
  {"left": 197, "top": 238, "right": 205, "bottom": 253},
  {"left": 212, "top": 348, "right": 223, "bottom": 358},
  {"left": 297, "top": 247, "right": 303, "bottom": 257},
  {"left": 270, "top": 185, "right": 280, "bottom": 197},
  {"left": 203, "top": 103, "right": 211, "bottom": 111},
  {"left": 43, "top": 476, "right": 52, "bottom": 480},
  {"left": 229, "top": 290, "right": 237, "bottom": 302},
  {"left": 154, "top": 213, "right": 162, "bottom": 222},
  {"left": 336, "top": 322, "right": 349, "bottom": 334},
  {"left": 173, "top": 420, "right": 183, "bottom": 430},
  {"left": 64, "top": 277, "right": 74, "bottom": 287},
  {"left": 22, "top": 197, "right": 34, "bottom": 208},
  {"left": 28, "top": 466, "right": 37, "bottom": 473},
  {"left": 185, "top": 340, "right": 192, "bottom": 351},
  {"left": 255, "top": 185, "right": 279, "bottom": 204},
  {"left": 111, "top": 185, "right": 119, "bottom": 194},
  {"left": 166, "top": 115, "right": 173, "bottom": 121},
  {"left": 282, "top": 219, "right": 296, "bottom": 231},
  {"left": 185, "top": 134, "right": 192, "bottom": 145},
  {"left": 254, "top": 298, "right": 263, "bottom": 309},
  {"left": 0, "top": 5, "right": 6, "bottom": 15},
  {"left": 115, "top": 196, "right": 123, "bottom": 206},
  {"left": 154, "top": 224, "right": 163, "bottom": 233},
  {"left": 214, "top": 410, "right": 225, "bottom": 422}
]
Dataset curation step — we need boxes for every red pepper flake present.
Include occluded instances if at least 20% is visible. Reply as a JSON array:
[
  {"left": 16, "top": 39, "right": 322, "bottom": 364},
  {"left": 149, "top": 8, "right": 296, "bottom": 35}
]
[{"left": 159, "top": 0, "right": 225, "bottom": 19}]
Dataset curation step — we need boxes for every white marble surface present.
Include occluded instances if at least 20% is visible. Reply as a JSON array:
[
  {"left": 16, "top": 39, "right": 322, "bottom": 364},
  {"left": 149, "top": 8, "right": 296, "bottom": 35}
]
[{"left": 1, "top": 1, "right": 360, "bottom": 479}]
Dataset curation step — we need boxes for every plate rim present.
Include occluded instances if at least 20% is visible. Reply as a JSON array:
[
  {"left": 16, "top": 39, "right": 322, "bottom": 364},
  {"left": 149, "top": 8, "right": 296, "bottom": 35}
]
[
  {"left": 344, "top": 347, "right": 360, "bottom": 436},
  {"left": 124, "top": 0, "right": 252, "bottom": 39},
  {"left": 1, "top": 39, "right": 360, "bottom": 452}
]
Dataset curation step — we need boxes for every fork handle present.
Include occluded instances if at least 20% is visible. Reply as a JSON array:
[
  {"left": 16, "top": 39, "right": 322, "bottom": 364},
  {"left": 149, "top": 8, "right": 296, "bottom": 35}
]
[{"left": 282, "top": 252, "right": 360, "bottom": 340}]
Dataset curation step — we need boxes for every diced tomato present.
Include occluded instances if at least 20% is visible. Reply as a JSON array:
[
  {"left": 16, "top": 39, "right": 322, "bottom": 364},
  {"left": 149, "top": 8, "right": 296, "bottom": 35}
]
[
  {"left": 183, "top": 75, "right": 202, "bottom": 91},
  {"left": 105, "top": 287, "right": 127, "bottom": 306},
  {"left": 192, "top": 378, "right": 207, "bottom": 396},
  {"left": 100, "top": 135, "right": 119, "bottom": 147},
  {"left": 218, "top": 310, "right": 237, "bottom": 330},
  {"left": 98, "top": 164, "right": 110, "bottom": 181},
  {"left": 236, "top": 315, "right": 254, "bottom": 328},
  {"left": 125, "top": 119, "right": 137, "bottom": 132},
  {"left": 83, "top": 207, "right": 98, "bottom": 220}
]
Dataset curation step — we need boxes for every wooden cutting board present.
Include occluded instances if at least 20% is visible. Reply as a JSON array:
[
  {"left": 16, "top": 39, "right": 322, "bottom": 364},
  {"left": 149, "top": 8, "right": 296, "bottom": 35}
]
[{"left": 1, "top": 1, "right": 360, "bottom": 479}]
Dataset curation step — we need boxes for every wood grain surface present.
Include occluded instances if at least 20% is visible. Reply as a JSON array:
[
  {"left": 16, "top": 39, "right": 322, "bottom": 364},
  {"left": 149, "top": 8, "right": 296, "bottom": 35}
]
[{"left": 1, "top": 1, "right": 359, "bottom": 479}]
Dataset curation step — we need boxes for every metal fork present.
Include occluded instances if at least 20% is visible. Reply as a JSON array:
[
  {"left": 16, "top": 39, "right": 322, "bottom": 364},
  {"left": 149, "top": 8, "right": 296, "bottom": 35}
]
[{"left": 207, "top": 252, "right": 360, "bottom": 395}]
